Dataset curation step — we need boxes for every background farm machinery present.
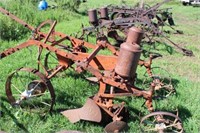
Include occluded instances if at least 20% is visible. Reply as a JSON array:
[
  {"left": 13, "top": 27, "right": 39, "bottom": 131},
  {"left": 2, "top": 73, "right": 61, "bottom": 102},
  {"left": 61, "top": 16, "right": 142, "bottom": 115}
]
[
  {"left": 0, "top": 7, "right": 183, "bottom": 132},
  {"left": 80, "top": 0, "right": 193, "bottom": 57},
  {"left": 181, "top": 0, "right": 200, "bottom": 6}
]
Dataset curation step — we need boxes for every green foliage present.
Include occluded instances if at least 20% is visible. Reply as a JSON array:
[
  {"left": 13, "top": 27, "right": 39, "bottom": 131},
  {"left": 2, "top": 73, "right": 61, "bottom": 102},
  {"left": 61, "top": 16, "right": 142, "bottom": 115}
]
[
  {"left": 0, "top": 0, "right": 80, "bottom": 40},
  {"left": 0, "top": 15, "right": 29, "bottom": 40},
  {"left": 0, "top": 0, "right": 200, "bottom": 133},
  {"left": 54, "top": 0, "right": 81, "bottom": 11}
]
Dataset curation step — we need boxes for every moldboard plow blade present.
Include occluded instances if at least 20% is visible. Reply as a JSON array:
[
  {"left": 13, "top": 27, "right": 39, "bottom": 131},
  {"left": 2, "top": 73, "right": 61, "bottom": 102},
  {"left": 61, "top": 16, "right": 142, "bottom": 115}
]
[
  {"left": 104, "top": 121, "right": 128, "bottom": 133},
  {"left": 61, "top": 98, "right": 102, "bottom": 123}
]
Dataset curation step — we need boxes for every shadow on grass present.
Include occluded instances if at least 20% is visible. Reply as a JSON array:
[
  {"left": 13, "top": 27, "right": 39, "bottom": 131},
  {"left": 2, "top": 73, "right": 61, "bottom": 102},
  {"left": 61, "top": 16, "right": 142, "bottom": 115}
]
[
  {"left": 52, "top": 92, "right": 83, "bottom": 113},
  {"left": 113, "top": 97, "right": 141, "bottom": 121},
  {"left": 136, "top": 76, "right": 180, "bottom": 100},
  {"left": 50, "top": 67, "right": 183, "bottom": 131},
  {"left": 171, "top": 78, "right": 180, "bottom": 87},
  {"left": 52, "top": 68, "right": 89, "bottom": 80},
  {"left": 143, "top": 40, "right": 176, "bottom": 55},
  {"left": 154, "top": 106, "right": 192, "bottom": 124},
  {"left": 149, "top": 77, "right": 180, "bottom": 101},
  {"left": 75, "top": 10, "right": 88, "bottom": 16},
  {"left": 177, "top": 106, "right": 192, "bottom": 122},
  {"left": 0, "top": 97, "right": 29, "bottom": 133},
  {"left": 163, "top": 29, "right": 184, "bottom": 35}
]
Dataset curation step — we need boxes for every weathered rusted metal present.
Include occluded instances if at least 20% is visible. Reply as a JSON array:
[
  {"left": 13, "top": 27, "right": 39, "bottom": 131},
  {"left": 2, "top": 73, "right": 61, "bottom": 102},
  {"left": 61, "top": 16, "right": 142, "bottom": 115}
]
[
  {"left": 0, "top": 7, "right": 34, "bottom": 31},
  {"left": 99, "top": 7, "right": 109, "bottom": 19},
  {"left": 0, "top": 7, "right": 182, "bottom": 132},
  {"left": 88, "top": 9, "right": 98, "bottom": 26},
  {"left": 115, "top": 28, "right": 143, "bottom": 78},
  {"left": 61, "top": 97, "right": 102, "bottom": 123},
  {"left": 126, "top": 27, "right": 144, "bottom": 44},
  {"left": 140, "top": 111, "right": 183, "bottom": 133},
  {"left": 80, "top": 1, "right": 194, "bottom": 56},
  {"left": 104, "top": 121, "right": 128, "bottom": 133},
  {"left": 5, "top": 67, "right": 55, "bottom": 113},
  {"left": 115, "top": 43, "right": 142, "bottom": 78}
]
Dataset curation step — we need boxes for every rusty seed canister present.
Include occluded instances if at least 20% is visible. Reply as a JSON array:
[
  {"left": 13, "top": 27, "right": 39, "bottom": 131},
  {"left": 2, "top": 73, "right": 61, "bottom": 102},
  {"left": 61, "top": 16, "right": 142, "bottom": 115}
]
[
  {"left": 115, "top": 42, "right": 142, "bottom": 78},
  {"left": 88, "top": 9, "right": 98, "bottom": 25},
  {"left": 126, "top": 27, "right": 144, "bottom": 44},
  {"left": 100, "top": 7, "right": 109, "bottom": 19},
  {"left": 115, "top": 27, "right": 143, "bottom": 78}
]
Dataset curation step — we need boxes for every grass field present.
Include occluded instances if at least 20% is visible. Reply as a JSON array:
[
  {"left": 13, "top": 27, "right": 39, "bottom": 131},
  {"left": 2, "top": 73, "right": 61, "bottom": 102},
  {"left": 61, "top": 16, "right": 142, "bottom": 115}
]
[{"left": 0, "top": 0, "right": 200, "bottom": 133}]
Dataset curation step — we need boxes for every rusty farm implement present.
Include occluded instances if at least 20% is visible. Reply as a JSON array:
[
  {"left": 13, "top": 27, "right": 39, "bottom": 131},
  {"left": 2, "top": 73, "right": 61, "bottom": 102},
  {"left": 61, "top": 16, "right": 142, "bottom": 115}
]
[
  {"left": 80, "top": 0, "right": 193, "bottom": 56},
  {"left": 0, "top": 7, "right": 183, "bottom": 132}
]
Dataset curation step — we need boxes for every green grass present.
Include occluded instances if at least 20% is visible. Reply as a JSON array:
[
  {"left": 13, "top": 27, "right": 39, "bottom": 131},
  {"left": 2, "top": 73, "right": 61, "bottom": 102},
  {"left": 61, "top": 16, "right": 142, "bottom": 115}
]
[{"left": 1, "top": 0, "right": 200, "bottom": 133}]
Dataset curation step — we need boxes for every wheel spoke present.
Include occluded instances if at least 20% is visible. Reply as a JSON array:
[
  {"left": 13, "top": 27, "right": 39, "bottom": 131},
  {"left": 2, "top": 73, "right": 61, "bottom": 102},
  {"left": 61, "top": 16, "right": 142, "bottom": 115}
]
[
  {"left": 11, "top": 83, "right": 22, "bottom": 94},
  {"left": 16, "top": 72, "right": 26, "bottom": 89},
  {"left": 144, "top": 127, "right": 158, "bottom": 131},
  {"left": 6, "top": 67, "right": 54, "bottom": 114},
  {"left": 26, "top": 72, "right": 31, "bottom": 88},
  {"left": 12, "top": 94, "right": 21, "bottom": 96},
  {"left": 29, "top": 91, "right": 49, "bottom": 98},
  {"left": 40, "top": 101, "right": 51, "bottom": 106},
  {"left": 31, "top": 81, "right": 42, "bottom": 91},
  {"left": 165, "top": 123, "right": 181, "bottom": 128},
  {"left": 140, "top": 112, "right": 183, "bottom": 133}
]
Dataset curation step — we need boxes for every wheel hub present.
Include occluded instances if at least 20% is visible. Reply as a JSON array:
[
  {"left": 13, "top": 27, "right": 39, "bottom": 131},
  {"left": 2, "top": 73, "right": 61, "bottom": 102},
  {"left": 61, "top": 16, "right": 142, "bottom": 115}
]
[
  {"left": 155, "top": 123, "right": 166, "bottom": 130},
  {"left": 16, "top": 81, "right": 47, "bottom": 104}
]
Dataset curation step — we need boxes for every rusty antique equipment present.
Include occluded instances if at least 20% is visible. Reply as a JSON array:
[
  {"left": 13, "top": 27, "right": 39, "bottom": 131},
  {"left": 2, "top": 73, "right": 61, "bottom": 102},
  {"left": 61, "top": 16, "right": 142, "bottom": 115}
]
[
  {"left": 181, "top": 0, "right": 200, "bottom": 6},
  {"left": 0, "top": 7, "right": 183, "bottom": 132},
  {"left": 82, "top": 7, "right": 177, "bottom": 97},
  {"left": 80, "top": 0, "right": 193, "bottom": 56}
]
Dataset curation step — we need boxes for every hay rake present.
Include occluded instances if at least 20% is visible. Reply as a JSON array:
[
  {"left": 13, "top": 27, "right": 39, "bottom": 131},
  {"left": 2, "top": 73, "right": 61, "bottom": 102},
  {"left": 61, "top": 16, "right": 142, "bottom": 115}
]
[{"left": 0, "top": 7, "right": 183, "bottom": 132}]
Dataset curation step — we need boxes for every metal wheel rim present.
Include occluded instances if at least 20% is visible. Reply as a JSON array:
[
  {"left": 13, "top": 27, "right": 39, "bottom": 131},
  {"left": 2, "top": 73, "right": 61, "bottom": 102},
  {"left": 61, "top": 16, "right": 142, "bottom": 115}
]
[
  {"left": 5, "top": 67, "right": 55, "bottom": 114},
  {"left": 140, "top": 111, "right": 183, "bottom": 133}
]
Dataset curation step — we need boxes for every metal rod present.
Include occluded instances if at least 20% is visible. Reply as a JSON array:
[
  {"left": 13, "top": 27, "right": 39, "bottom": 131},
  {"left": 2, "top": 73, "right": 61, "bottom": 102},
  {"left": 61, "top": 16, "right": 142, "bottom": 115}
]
[
  {"left": 44, "top": 21, "right": 57, "bottom": 43},
  {"left": 0, "top": 7, "right": 35, "bottom": 31},
  {"left": 37, "top": 21, "right": 57, "bottom": 70},
  {"left": 47, "top": 65, "right": 65, "bottom": 79},
  {"left": 86, "top": 45, "right": 103, "bottom": 63}
]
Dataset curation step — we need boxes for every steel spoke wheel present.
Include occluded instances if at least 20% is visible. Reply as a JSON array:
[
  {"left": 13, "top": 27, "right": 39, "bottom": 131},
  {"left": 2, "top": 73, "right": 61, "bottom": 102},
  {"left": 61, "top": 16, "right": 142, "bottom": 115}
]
[
  {"left": 6, "top": 67, "right": 55, "bottom": 114},
  {"left": 140, "top": 111, "right": 183, "bottom": 133},
  {"left": 143, "top": 67, "right": 175, "bottom": 98},
  {"left": 44, "top": 52, "right": 60, "bottom": 74}
]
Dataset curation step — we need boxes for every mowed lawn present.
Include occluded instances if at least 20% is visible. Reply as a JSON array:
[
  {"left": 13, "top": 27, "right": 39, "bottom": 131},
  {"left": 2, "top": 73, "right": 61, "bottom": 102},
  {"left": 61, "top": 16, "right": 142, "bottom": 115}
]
[{"left": 0, "top": 0, "right": 200, "bottom": 133}]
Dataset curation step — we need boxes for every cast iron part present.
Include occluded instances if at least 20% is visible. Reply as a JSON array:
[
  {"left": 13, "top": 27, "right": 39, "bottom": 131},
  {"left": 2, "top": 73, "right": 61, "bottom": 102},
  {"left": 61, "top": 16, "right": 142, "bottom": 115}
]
[
  {"left": 115, "top": 27, "right": 143, "bottom": 78},
  {"left": 140, "top": 111, "right": 183, "bottom": 133},
  {"left": 104, "top": 121, "right": 128, "bottom": 133},
  {"left": 0, "top": 7, "right": 183, "bottom": 132},
  {"left": 88, "top": 9, "right": 98, "bottom": 26},
  {"left": 100, "top": 7, "right": 109, "bottom": 20},
  {"left": 80, "top": 1, "right": 193, "bottom": 56},
  {"left": 5, "top": 67, "right": 55, "bottom": 114}
]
